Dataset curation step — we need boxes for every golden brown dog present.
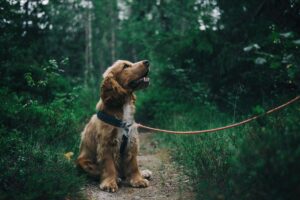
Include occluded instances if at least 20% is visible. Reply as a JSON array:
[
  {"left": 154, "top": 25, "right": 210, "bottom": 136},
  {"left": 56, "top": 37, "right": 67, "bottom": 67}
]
[{"left": 77, "top": 60, "right": 151, "bottom": 192}]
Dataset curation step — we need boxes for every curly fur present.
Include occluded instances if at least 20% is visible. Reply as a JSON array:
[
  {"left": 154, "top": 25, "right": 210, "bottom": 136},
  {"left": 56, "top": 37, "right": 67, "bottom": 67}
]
[{"left": 77, "top": 60, "right": 150, "bottom": 192}]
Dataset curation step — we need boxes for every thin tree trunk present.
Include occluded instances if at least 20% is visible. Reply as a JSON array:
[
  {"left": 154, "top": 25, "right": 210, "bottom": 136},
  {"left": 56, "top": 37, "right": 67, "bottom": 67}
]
[
  {"left": 99, "top": 42, "right": 105, "bottom": 74},
  {"left": 110, "top": 0, "right": 116, "bottom": 63},
  {"left": 132, "top": 47, "right": 137, "bottom": 62},
  {"left": 84, "top": 3, "right": 94, "bottom": 86},
  {"left": 84, "top": 2, "right": 94, "bottom": 86}
]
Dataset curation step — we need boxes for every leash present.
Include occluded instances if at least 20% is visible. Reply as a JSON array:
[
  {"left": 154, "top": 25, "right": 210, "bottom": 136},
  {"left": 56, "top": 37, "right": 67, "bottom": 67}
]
[{"left": 136, "top": 96, "right": 300, "bottom": 135}]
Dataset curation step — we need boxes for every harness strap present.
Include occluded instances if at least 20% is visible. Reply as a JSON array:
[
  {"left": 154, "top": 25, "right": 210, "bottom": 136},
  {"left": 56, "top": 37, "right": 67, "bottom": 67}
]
[
  {"left": 96, "top": 111, "right": 132, "bottom": 155},
  {"left": 119, "top": 135, "right": 128, "bottom": 156}
]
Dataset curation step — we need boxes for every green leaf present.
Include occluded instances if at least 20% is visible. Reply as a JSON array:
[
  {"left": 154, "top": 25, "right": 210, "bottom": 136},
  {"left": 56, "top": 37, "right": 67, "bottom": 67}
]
[
  {"left": 270, "top": 62, "right": 281, "bottom": 69},
  {"left": 252, "top": 105, "right": 265, "bottom": 115},
  {"left": 24, "top": 73, "right": 35, "bottom": 87}
]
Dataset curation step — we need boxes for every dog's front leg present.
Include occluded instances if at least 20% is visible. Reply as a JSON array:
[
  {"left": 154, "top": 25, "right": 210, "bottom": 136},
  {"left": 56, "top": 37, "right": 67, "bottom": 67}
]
[
  {"left": 125, "top": 155, "right": 149, "bottom": 188},
  {"left": 98, "top": 154, "right": 118, "bottom": 192}
]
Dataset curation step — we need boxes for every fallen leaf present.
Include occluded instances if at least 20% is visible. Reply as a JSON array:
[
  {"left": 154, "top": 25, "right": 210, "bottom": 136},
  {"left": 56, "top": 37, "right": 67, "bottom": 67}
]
[{"left": 64, "top": 152, "right": 74, "bottom": 161}]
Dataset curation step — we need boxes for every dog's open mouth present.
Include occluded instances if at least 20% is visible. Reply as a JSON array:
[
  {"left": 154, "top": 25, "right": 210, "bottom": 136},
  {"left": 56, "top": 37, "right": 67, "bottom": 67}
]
[{"left": 128, "top": 70, "right": 150, "bottom": 90}]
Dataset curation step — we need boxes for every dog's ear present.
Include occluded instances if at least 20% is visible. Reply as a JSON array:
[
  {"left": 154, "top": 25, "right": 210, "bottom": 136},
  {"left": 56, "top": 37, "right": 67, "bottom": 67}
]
[{"left": 101, "top": 73, "right": 127, "bottom": 106}]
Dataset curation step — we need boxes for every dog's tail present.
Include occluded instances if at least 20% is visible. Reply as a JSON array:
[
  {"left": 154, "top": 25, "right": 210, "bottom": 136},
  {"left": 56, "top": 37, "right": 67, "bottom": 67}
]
[{"left": 76, "top": 157, "right": 101, "bottom": 177}]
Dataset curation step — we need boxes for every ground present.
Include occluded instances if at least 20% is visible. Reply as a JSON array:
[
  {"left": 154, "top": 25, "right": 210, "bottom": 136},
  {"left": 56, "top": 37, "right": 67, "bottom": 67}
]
[{"left": 84, "top": 132, "right": 195, "bottom": 200}]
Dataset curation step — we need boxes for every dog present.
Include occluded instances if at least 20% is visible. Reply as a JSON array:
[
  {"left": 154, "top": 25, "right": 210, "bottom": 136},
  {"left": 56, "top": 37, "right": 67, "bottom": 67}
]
[{"left": 77, "top": 60, "right": 151, "bottom": 192}]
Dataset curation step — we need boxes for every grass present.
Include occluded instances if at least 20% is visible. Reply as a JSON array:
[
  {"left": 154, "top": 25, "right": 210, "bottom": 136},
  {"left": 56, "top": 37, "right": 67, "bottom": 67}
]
[
  {"left": 151, "top": 103, "right": 300, "bottom": 200},
  {"left": 0, "top": 85, "right": 97, "bottom": 200}
]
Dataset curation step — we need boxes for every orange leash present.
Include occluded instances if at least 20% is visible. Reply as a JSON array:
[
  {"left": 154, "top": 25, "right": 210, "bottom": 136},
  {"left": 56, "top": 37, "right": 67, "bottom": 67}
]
[{"left": 136, "top": 96, "right": 300, "bottom": 135}]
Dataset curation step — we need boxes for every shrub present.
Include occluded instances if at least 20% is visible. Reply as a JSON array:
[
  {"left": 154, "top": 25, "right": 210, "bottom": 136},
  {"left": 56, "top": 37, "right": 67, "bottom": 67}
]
[
  {"left": 152, "top": 103, "right": 300, "bottom": 200},
  {"left": 0, "top": 87, "right": 88, "bottom": 199},
  {"left": 0, "top": 128, "right": 85, "bottom": 200},
  {"left": 227, "top": 106, "right": 300, "bottom": 200},
  {"left": 0, "top": 60, "right": 96, "bottom": 199}
]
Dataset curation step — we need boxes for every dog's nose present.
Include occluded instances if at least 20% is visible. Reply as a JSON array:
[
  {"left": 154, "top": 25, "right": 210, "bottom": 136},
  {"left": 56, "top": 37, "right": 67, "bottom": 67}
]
[{"left": 143, "top": 60, "right": 150, "bottom": 67}]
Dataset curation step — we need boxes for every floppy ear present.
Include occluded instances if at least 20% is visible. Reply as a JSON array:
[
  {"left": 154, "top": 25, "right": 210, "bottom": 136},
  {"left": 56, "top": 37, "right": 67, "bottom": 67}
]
[{"left": 100, "top": 74, "right": 127, "bottom": 107}]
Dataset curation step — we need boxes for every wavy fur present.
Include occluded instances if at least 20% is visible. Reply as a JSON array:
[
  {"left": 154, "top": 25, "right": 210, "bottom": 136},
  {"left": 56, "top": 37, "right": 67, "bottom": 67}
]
[{"left": 77, "top": 60, "right": 150, "bottom": 192}]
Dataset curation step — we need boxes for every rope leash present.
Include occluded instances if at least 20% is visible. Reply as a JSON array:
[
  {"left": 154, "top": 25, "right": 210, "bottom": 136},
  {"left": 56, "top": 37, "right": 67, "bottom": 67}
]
[{"left": 136, "top": 96, "right": 300, "bottom": 135}]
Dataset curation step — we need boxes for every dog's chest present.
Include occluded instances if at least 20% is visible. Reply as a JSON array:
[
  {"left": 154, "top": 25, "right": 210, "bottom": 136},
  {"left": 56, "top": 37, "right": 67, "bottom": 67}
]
[
  {"left": 123, "top": 102, "right": 134, "bottom": 123},
  {"left": 117, "top": 102, "right": 137, "bottom": 146}
]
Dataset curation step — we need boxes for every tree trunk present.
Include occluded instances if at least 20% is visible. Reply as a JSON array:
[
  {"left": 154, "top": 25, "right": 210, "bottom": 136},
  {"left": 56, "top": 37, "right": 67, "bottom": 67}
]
[
  {"left": 110, "top": 0, "right": 116, "bottom": 63},
  {"left": 84, "top": 3, "right": 94, "bottom": 87}
]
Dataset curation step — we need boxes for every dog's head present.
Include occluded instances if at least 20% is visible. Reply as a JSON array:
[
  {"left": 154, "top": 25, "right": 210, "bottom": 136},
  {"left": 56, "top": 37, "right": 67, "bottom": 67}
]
[{"left": 101, "top": 60, "right": 150, "bottom": 106}]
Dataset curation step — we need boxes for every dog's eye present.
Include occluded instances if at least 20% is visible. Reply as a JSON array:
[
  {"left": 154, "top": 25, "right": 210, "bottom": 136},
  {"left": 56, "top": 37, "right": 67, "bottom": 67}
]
[{"left": 123, "top": 64, "right": 130, "bottom": 69}]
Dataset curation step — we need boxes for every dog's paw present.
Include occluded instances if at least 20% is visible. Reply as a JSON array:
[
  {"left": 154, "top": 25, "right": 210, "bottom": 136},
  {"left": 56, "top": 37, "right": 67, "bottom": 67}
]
[
  {"left": 141, "top": 169, "right": 152, "bottom": 180},
  {"left": 130, "top": 177, "right": 149, "bottom": 188},
  {"left": 100, "top": 179, "right": 118, "bottom": 193}
]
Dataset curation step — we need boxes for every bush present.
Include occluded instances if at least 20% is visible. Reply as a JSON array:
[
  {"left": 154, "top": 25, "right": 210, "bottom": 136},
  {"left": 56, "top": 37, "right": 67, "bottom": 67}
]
[
  {"left": 152, "top": 103, "right": 300, "bottom": 200},
  {"left": 0, "top": 60, "right": 96, "bottom": 199},
  {"left": 227, "top": 106, "right": 300, "bottom": 200},
  {"left": 0, "top": 128, "right": 85, "bottom": 200},
  {"left": 0, "top": 87, "right": 89, "bottom": 199}
]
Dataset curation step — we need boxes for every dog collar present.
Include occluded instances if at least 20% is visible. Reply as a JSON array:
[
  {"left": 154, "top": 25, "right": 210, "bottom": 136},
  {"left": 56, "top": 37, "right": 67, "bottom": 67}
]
[{"left": 96, "top": 110, "right": 132, "bottom": 155}]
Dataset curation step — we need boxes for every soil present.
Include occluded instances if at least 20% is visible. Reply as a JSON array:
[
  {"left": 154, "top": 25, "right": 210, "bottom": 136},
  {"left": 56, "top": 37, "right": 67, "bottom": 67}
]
[{"left": 84, "top": 132, "right": 195, "bottom": 200}]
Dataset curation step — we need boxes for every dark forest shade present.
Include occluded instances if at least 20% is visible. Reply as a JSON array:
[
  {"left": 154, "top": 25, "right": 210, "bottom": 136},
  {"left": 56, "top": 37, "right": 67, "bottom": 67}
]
[{"left": 0, "top": 0, "right": 299, "bottom": 199}]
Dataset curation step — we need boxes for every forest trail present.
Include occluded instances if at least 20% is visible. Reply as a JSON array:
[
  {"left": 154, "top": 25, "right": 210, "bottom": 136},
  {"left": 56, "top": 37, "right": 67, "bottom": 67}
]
[{"left": 84, "top": 132, "right": 195, "bottom": 200}]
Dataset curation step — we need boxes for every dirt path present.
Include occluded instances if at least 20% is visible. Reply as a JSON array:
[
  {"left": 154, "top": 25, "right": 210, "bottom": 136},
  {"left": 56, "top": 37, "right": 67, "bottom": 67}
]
[{"left": 84, "top": 132, "right": 194, "bottom": 200}]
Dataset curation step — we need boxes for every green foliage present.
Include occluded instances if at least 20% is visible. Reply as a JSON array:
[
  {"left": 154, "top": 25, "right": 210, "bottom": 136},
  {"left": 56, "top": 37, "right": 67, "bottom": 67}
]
[
  {"left": 246, "top": 28, "right": 300, "bottom": 89},
  {"left": 128, "top": 2, "right": 300, "bottom": 198},
  {"left": 154, "top": 104, "right": 300, "bottom": 200},
  {"left": 252, "top": 105, "right": 265, "bottom": 115},
  {"left": 227, "top": 107, "right": 300, "bottom": 200},
  {"left": 0, "top": 59, "right": 96, "bottom": 199},
  {"left": 0, "top": 128, "right": 85, "bottom": 200},
  {"left": 1, "top": 0, "right": 300, "bottom": 199}
]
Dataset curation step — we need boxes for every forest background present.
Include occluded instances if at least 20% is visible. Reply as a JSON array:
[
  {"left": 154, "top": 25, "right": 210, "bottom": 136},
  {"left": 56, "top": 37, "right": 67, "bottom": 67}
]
[{"left": 0, "top": 0, "right": 299, "bottom": 199}]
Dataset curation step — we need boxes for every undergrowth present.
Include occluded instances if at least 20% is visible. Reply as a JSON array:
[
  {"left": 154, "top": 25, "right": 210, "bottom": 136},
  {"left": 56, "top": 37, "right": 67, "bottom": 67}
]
[
  {"left": 151, "top": 103, "right": 300, "bottom": 200},
  {"left": 0, "top": 60, "right": 96, "bottom": 200}
]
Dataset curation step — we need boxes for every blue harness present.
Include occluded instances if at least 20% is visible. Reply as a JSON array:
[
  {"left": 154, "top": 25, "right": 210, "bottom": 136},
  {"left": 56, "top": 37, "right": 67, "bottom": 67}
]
[{"left": 96, "top": 111, "right": 132, "bottom": 155}]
